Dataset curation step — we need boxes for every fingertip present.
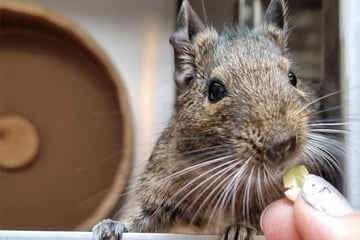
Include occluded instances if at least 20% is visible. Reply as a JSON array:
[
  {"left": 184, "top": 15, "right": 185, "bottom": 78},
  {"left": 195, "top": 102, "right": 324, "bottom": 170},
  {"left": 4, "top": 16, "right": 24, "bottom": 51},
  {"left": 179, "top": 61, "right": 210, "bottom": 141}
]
[
  {"left": 260, "top": 198, "right": 300, "bottom": 240},
  {"left": 260, "top": 199, "right": 288, "bottom": 232}
]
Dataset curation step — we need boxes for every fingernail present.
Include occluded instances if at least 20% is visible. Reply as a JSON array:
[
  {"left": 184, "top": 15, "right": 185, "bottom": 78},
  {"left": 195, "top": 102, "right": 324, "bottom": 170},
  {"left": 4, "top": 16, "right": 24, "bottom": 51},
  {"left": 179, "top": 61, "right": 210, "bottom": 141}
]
[{"left": 301, "top": 174, "right": 355, "bottom": 217}]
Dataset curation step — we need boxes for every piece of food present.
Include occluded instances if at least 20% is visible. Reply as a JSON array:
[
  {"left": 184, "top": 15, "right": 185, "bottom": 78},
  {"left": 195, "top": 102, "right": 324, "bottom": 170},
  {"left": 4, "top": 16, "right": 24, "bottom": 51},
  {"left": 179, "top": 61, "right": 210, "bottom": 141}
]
[{"left": 283, "top": 165, "right": 309, "bottom": 202}]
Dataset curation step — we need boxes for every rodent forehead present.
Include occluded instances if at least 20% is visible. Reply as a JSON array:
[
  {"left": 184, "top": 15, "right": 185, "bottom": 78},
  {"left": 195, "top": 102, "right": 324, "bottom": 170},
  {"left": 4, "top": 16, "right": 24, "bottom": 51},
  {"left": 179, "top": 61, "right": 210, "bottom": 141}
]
[
  {"left": 214, "top": 36, "right": 289, "bottom": 70},
  {"left": 191, "top": 28, "right": 291, "bottom": 81},
  {"left": 210, "top": 56, "right": 291, "bottom": 94},
  {"left": 192, "top": 27, "right": 296, "bottom": 100},
  {"left": 196, "top": 29, "right": 291, "bottom": 87}
]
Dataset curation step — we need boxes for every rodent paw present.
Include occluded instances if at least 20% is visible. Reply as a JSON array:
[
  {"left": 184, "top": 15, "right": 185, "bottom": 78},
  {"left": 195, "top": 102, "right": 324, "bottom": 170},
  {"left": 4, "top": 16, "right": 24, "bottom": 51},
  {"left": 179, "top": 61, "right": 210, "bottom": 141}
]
[
  {"left": 220, "top": 224, "right": 256, "bottom": 240},
  {"left": 92, "top": 219, "right": 126, "bottom": 240}
]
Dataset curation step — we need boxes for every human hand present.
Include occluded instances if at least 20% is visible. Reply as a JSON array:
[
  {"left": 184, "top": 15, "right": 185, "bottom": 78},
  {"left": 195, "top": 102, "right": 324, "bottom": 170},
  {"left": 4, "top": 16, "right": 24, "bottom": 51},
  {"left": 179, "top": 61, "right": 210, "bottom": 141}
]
[{"left": 260, "top": 175, "right": 360, "bottom": 240}]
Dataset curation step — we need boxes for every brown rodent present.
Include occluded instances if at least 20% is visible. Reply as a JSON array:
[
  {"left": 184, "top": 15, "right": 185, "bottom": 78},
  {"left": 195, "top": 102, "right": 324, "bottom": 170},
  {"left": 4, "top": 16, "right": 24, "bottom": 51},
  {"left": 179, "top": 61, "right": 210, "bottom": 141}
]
[{"left": 93, "top": 0, "right": 342, "bottom": 239}]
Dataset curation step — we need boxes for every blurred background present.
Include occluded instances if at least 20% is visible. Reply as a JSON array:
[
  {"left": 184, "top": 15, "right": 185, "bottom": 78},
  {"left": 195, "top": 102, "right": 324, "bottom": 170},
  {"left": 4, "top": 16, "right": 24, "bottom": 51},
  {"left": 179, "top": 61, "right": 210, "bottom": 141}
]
[{"left": 0, "top": 0, "right": 359, "bottom": 231}]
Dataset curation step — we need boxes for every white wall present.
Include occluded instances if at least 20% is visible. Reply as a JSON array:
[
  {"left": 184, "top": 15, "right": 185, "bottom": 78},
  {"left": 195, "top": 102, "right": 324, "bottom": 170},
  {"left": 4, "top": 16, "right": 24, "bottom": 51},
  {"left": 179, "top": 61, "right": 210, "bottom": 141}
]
[
  {"left": 25, "top": 0, "right": 177, "bottom": 182},
  {"left": 340, "top": 0, "right": 360, "bottom": 210}
]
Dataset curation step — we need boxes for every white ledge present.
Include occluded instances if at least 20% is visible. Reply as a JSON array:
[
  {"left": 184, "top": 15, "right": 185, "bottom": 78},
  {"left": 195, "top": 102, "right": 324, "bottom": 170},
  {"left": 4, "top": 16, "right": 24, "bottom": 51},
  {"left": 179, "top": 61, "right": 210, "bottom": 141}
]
[{"left": 0, "top": 230, "right": 265, "bottom": 240}]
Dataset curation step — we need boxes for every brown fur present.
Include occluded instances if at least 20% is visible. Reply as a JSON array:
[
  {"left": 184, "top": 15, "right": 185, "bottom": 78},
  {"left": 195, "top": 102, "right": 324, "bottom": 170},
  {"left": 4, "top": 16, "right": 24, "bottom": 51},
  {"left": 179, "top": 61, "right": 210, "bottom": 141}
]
[
  {"left": 122, "top": 0, "right": 307, "bottom": 234},
  {"left": 93, "top": 1, "right": 342, "bottom": 239}
]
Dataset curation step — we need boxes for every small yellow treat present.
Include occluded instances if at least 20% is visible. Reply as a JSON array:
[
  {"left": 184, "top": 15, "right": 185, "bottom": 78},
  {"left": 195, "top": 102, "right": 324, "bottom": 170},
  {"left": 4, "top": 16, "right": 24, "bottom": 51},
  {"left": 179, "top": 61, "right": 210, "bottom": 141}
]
[{"left": 283, "top": 165, "right": 309, "bottom": 202}]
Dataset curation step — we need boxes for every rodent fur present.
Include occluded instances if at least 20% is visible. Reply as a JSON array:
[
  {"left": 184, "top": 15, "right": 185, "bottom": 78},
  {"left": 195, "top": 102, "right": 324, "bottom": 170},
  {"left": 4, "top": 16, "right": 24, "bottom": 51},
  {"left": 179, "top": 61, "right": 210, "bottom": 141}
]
[{"left": 94, "top": 0, "right": 342, "bottom": 239}]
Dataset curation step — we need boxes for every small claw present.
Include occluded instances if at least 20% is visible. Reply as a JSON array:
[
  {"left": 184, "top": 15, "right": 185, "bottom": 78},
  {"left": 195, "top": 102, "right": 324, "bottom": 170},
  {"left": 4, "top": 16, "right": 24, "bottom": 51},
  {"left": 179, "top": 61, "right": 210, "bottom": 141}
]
[
  {"left": 92, "top": 219, "right": 125, "bottom": 240},
  {"left": 221, "top": 224, "right": 256, "bottom": 240}
]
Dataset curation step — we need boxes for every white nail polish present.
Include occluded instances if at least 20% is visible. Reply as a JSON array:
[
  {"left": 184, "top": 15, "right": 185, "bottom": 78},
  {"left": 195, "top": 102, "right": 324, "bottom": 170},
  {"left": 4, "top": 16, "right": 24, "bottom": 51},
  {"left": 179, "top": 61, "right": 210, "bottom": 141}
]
[{"left": 301, "top": 175, "right": 355, "bottom": 217}]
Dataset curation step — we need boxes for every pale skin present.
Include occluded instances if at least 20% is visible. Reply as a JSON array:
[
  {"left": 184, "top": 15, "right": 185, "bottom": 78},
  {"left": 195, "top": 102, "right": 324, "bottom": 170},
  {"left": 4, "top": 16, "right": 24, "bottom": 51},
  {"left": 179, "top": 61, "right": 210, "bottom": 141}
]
[{"left": 261, "top": 196, "right": 360, "bottom": 240}]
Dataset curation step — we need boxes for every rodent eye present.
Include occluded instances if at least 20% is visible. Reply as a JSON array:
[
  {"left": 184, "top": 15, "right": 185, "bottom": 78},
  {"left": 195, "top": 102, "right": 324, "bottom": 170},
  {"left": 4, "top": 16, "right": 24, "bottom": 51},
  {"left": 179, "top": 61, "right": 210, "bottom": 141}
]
[
  {"left": 208, "top": 78, "right": 227, "bottom": 103},
  {"left": 288, "top": 71, "right": 297, "bottom": 87}
]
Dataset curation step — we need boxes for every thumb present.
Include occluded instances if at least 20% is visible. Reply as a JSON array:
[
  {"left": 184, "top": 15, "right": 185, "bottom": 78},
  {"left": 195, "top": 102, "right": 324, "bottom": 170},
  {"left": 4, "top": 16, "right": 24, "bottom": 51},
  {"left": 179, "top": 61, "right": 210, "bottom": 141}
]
[{"left": 294, "top": 175, "right": 360, "bottom": 240}]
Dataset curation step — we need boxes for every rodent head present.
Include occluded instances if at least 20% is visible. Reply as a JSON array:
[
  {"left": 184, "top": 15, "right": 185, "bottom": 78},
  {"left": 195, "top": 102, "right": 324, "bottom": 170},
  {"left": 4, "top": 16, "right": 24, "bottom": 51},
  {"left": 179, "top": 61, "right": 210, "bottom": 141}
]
[{"left": 169, "top": 0, "right": 309, "bottom": 172}]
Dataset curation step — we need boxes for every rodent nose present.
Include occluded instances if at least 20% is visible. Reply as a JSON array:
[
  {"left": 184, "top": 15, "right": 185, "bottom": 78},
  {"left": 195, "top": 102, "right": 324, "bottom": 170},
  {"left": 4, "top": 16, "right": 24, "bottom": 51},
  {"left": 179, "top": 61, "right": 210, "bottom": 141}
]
[{"left": 265, "top": 136, "right": 297, "bottom": 164}]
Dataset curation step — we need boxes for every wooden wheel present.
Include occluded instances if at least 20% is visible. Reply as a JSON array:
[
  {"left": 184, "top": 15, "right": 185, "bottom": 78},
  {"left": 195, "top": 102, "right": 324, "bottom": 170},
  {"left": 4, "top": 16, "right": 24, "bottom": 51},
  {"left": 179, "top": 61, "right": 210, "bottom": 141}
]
[{"left": 0, "top": 1, "right": 133, "bottom": 231}]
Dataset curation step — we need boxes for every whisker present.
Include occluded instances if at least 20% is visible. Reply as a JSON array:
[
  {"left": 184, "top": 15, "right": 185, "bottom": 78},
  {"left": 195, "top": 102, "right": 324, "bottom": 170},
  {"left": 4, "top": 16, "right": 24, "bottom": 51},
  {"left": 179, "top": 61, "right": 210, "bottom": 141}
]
[
  {"left": 223, "top": 156, "right": 254, "bottom": 221},
  {"left": 121, "top": 147, "right": 234, "bottom": 197},
  {"left": 241, "top": 166, "right": 254, "bottom": 223},
  {"left": 181, "top": 145, "right": 231, "bottom": 156},
  {"left": 309, "top": 122, "right": 348, "bottom": 127},
  {"left": 146, "top": 144, "right": 230, "bottom": 160},
  {"left": 228, "top": 162, "right": 248, "bottom": 221},
  {"left": 255, "top": 167, "right": 266, "bottom": 210},
  {"left": 307, "top": 134, "right": 344, "bottom": 170},
  {"left": 206, "top": 165, "right": 242, "bottom": 229},
  {"left": 309, "top": 129, "right": 347, "bottom": 134},
  {"left": 161, "top": 153, "right": 235, "bottom": 182},
  {"left": 312, "top": 105, "right": 342, "bottom": 116},
  {"left": 310, "top": 118, "right": 346, "bottom": 124},
  {"left": 295, "top": 90, "right": 343, "bottom": 116},
  {"left": 168, "top": 158, "right": 237, "bottom": 212},
  {"left": 216, "top": 162, "right": 245, "bottom": 221},
  {"left": 303, "top": 132, "right": 344, "bottom": 189},
  {"left": 189, "top": 160, "right": 243, "bottom": 225},
  {"left": 201, "top": 0, "right": 208, "bottom": 26},
  {"left": 206, "top": 156, "right": 252, "bottom": 227}
]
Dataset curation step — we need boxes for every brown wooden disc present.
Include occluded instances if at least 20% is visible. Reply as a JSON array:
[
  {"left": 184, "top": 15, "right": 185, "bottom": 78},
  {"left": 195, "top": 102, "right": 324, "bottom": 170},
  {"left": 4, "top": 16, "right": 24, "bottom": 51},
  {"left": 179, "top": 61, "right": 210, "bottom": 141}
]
[
  {"left": 0, "top": 115, "right": 39, "bottom": 169},
  {"left": 0, "top": 1, "right": 133, "bottom": 231}
]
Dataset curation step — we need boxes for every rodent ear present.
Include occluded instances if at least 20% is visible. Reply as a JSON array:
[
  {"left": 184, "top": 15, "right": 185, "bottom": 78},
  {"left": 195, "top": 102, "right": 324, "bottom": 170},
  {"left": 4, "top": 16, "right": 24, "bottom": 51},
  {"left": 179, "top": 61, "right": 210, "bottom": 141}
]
[
  {"left": 263, "top": 0, "right": 287, "bottom": 50},
  {"left": 265, "top": 0, "right": 286, "bottom": 30},
  {"left": 264, "top": 0, "right": 287, "bottom": 31},
  {"left": 170, "top": 0, "right": 205, "bottom": 46},
  {"left": 169, "top": 0, "right": 205, "bottom": 91}
]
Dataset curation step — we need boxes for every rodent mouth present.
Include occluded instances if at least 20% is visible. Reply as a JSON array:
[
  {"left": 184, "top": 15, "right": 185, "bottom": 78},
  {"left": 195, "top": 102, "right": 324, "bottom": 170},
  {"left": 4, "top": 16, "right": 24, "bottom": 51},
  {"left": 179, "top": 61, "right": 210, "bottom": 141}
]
[{"left": 265, "top": 151, "right": 304, "bottom": 175}]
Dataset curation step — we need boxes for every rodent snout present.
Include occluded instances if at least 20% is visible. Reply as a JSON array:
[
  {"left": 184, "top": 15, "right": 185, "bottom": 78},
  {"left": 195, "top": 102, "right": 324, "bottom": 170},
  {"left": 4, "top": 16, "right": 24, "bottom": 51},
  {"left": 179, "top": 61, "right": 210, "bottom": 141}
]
[{"left": 264, "top": 136, "right": 297, "bottom": 164}]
